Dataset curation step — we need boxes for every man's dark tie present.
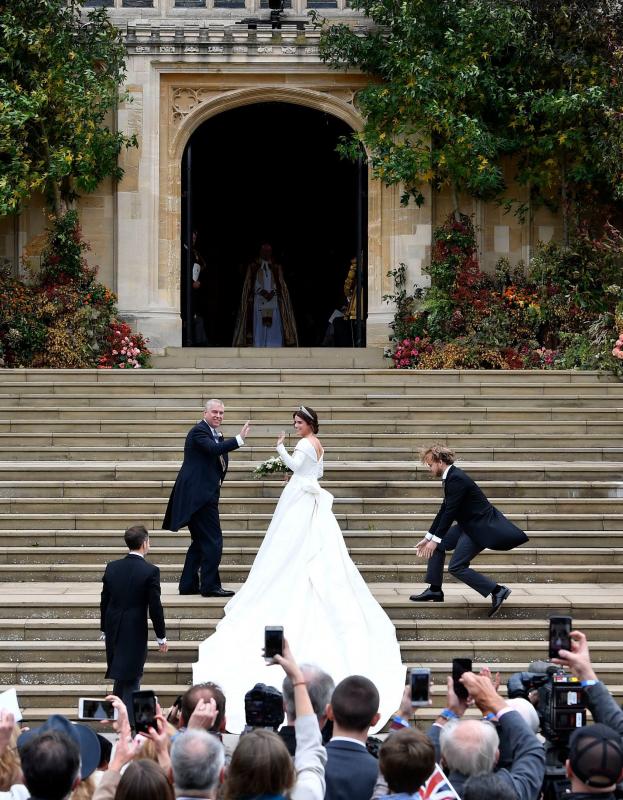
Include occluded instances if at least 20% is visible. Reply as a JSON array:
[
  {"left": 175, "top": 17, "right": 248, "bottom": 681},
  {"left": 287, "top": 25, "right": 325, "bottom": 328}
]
[{"left": 213, "top": 431, "right": 226, "bottom": 473}]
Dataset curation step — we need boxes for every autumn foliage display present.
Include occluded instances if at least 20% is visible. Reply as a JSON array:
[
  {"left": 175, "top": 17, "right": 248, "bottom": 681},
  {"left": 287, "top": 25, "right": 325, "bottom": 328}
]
[
  {"left": 385, "top": 215, "right": 623, "bottom": 374},
  {"left": 0, "top": 212, "right": 150, "bottom": 369}
]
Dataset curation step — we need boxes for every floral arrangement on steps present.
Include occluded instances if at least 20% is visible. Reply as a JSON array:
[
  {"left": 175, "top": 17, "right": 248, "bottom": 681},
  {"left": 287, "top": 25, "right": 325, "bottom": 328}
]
[
  {"left": 97, "top": 322, "right": 151, "bottom": 369},
  {"left": 253, "top": 456, "right": 292, "bottom": 479},
  {"left": 384, "top": 214, "right": 623, "bottom": 375},
  {"left": 0, "top": 211, "right": 151, "bottom": 369}
]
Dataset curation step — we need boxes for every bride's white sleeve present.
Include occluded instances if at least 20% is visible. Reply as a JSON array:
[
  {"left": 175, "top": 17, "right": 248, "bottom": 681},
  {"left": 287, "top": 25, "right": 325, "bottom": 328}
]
[{"left": 276, "top": 443, "right": 306, "bottom": 473}]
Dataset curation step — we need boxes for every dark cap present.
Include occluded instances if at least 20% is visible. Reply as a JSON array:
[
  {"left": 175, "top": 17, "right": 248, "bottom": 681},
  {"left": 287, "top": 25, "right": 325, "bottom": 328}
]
[
  {"left": 18, "top": 714, "right": 101, "bottom": 780},
  {"left": 569, "top": 724, "right": 623, "bottom": 788}
]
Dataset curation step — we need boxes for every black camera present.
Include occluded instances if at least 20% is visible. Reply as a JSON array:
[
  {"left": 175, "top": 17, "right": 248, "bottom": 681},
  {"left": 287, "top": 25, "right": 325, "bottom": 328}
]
[
  {"left": 244, "top": 683, "right": 285, "bottom": 731},
  {"left": 507, "top": 667, "right": 585, "bottom": 745},
  {"left": 508, "top": 667, "right": 586, "bottom": 800}
]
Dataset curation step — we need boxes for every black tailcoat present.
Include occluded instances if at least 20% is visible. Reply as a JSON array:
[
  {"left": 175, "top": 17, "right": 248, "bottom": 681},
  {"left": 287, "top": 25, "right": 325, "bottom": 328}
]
[
  {"left": 100, "top": 554, "right": 166, "bottom": 681},
  {"left": 429, "top": 465, "right": 528, "bottom": 550},
  {"left": 162, "top": 421, "right": 240, "bottom": 532}
]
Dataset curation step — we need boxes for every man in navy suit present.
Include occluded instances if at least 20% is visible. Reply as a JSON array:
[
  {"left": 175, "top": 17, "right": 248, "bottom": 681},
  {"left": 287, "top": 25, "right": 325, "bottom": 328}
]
[
  {"left": 324, "top": 675, "right": 381, "bottom": 800},
  {"left": 411, "top": 444, "right": 528, "bottom": 617},
  {"left": 163, "top": 399, "right": 250, "bottom": 598}
]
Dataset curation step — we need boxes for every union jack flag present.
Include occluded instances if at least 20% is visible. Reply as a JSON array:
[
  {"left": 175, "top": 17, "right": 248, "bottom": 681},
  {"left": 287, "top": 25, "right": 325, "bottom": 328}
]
[{"left": 419, "top": 764, "right": 460, "bottom": 800}]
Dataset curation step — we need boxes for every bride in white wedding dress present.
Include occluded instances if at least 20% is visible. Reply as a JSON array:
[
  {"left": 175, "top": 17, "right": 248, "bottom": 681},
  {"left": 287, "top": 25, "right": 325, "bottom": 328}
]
[{"left": 193, "top": 405, "right": 405, "bottom": 732}]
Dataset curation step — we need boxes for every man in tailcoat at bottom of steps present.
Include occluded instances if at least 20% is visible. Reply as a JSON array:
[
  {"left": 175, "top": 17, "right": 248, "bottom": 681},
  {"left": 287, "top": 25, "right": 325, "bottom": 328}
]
[
  {"left": 100, "top": 524, "right": 167, "bottom": 723},
  {"left": 411, "top": 444, "right": 529, "bottom": 618}
]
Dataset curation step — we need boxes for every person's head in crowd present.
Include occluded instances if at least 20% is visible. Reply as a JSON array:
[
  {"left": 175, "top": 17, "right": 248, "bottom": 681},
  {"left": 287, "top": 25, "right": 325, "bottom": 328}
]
[
  {"left": 282, "top": 664, "right": 334, "bottom": 726},
  {"left": 180, "top": 683, "right": 226, "bottom": 733},
  {"left": 114, "top": 759, "right": 174, "bottom": 800},
  {"left": 69, "top": 775, "right": 96, "bottom": 800},
  {"left": 19, "top": 729, "right": 81, "bottom": 800},
  {"left": 505, "top": 697, "right": 540, "bottom": 735},
  {"left": 95, "top": 734, "right": 112, "bottom": 771},
  {"left": 171, "top": 729, "right": 225, "bottom": 799},
  {"left": 464, "top": 772, "right": 518, "bottom": 800},
  {"left": 224, "top": 729, "right": 294, "bottom": 800},
  {"left": 18, "top": 714, "right": 100, "bottom": 783},
  {"left": 567, "top": 723, "right": 623, "bottom": 794},
  {"left": 440, "top": 719, "right": 499, "bottom": 777},
  {"left": 327, "top": 675, "right": 380, "bottom": 740},
  {"left": 379, "top": 728, "right": 435, "bottom": 796},
  {"left": 0, "top": 720, "right": 23, "bottom": 790},
  {"left": 124, "top": 524, "right": 150, "bottom": 554}
]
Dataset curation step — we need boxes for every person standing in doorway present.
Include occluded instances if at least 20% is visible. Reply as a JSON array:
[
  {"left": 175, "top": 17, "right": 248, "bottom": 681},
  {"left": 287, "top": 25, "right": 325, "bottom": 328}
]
[
  {"left": 163, "top": 399, "right": 251, "bottom": 598},
  {"left": 100, "top": 524, "right": 167, "bottom": 720},
  {"left": 411, "top": 444, "right": 528, "bottom": 617},
  {"left": 232, "top": 242, "right": 298, "bottom": 347}
]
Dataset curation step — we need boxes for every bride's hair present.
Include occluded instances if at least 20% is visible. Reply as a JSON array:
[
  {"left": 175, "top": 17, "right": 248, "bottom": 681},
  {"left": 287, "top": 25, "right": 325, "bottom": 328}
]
[
  {"left": 224, "top": 729, "right": 295, "bottom": 800},
  {"left": 293, "top": 405, "right": 319, "bottom": 434}
]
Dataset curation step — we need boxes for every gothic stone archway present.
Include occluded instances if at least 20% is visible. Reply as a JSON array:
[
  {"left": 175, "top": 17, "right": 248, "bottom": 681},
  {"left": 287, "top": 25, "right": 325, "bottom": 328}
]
[{"left": 158, "top": 72, "right": 432, "bottom": 347}]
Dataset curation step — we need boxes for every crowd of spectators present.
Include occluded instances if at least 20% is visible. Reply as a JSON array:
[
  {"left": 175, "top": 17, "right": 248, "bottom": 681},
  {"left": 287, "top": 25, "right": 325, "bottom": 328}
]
[{"left": 0, "top": 629, "right": 622, "bottom": 800}]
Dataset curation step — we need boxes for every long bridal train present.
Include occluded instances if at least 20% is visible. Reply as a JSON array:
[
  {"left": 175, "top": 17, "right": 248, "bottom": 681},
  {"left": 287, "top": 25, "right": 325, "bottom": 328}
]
[{"left": 193, "top": 437, "right": 405, "bottom": 733}]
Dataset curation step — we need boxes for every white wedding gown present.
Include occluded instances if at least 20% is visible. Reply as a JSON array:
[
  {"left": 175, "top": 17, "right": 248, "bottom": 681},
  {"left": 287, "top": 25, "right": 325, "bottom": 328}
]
[{"left": 193, "top": 437, "right": 405, "bottom": 733}]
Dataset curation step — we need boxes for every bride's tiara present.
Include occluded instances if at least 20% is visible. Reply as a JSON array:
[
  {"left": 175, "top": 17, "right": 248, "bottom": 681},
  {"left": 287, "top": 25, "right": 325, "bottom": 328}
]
[{"left": 297, "top": 405, "right": 314, "bottom": 420}]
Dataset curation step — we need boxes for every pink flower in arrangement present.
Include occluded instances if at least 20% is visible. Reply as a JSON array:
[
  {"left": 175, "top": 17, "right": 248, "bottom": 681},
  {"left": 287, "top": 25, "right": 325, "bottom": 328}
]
[{"left": 119, "top": 363, "right": 125, "bottom": 368}]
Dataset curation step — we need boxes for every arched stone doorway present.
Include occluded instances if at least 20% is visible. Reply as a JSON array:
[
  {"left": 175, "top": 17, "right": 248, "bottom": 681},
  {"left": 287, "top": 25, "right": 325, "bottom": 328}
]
[{"left": 180, "top": 101, "right": 366, "bottom": 347}]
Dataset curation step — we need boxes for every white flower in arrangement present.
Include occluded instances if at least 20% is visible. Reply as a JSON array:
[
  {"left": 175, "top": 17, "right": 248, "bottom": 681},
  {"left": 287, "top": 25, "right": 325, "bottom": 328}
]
[{"left": 253, "top": 456, "right": 292, "bottom": 478}]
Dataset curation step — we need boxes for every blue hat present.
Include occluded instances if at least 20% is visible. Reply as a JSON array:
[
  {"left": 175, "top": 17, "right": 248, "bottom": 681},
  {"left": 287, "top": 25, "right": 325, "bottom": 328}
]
[{"left": 18, "top": 714, "right": 101, "bottom": 780}]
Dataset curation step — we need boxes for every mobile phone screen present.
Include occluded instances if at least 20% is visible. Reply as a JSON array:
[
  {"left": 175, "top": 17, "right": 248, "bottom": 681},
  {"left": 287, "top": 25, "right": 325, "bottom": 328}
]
[
  {"left": 452, "top": 658, "right": 472, "bottom": 701},
  {"left": 132, "top": 691, "right": 157, "bottom": 734},
  {"left": 410, "top": 669, "right": 430, "bottom": 705},
  {"left": 549, "top": 616, "right": 572, "bottom": 659},
  {"left": 264, "top": 626, "right": 284, "bottom": 659},
  {"left": 79, "top": 698, "right": 116, "bottom": 720}
]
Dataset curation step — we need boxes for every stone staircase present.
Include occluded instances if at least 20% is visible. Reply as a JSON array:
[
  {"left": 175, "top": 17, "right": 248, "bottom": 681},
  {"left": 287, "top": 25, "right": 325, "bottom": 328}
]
[{"left": 0, "top": 365, "right": 621, "bottom": 724}]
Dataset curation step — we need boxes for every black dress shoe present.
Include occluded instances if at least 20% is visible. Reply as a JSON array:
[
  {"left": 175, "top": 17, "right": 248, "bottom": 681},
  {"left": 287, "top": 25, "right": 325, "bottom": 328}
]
[
  {"left": 201, "top": 588, "right": 235, "bottom": 598},
  {"left": 488, "top": 585, "right": 511, "bottom": 617},
  {"left": 409, "top": 588, "right": 444, "bottom": 602},
  {"left": 179, "top": 589, "right": 200, "bottom": 595}
]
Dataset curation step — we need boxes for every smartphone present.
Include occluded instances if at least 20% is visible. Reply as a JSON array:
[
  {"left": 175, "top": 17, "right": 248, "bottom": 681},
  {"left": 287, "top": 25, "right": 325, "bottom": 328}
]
[
  {"left": 549, "top": 615, "right": 572, "bottom": 659},
  {"left": 452, "top": 658, "right": 472, "bottom": 702},
  {"left": 78, "top": 698, "right": 118, "bottom": 721},
  {"left": 410, "top": 668, "right": 431, "bottom": 707},
  {"left": 132, "top": 690, "right": 157, "bottom": 734},
  {"left": 264, "top": 626, "right": 284, "bottom": 660}
]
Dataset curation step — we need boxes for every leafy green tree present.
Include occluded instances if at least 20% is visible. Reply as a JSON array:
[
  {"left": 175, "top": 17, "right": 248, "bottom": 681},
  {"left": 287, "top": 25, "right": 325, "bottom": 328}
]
[
  {"left": 316, "top": 0, "right": 531, "bottom": 213},
  {"left": 0, "top": 0, "right": 135, "bottom": 216},
  {"left": 512, "top": 0, "right": 623, "bottom": 242},
  {"left": 317, "top": 0, "right": 623, "bottom": 231}
]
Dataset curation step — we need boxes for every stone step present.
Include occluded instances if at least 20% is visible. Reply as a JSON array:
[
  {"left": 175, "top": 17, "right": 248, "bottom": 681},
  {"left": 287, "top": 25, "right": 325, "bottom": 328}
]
[
  {"left": 2, "top": 479, "right": 621, "bottom": 500},
  {"left": 6, "top": 657, "right": 623, "bottom": 690},
  {"left": 0, "top": 368, "right": 614, "bottom": 384},
  {"left": 0, "top": 582, "right": 614, "bottom": 618},
  {"left": 153, "top": 347, "right": 390, "bottom": 369},
  {"left": 0, "top": 545, "right": 619, "bottom": 567},
  {"left": 0, "top": 510, "right": 621, "bottom": 531},
  {"left": 0, "top": 637, "right": 619, "bottom": 664},
  {"left": 2, "top": 529, "right": 620, "bottom": 549},
  {"left": 0, "top": 616, "right": 621, "bottom": 643},
  {"left": 4, "top": 390, "right": 621, "bottom": 407},
  {"left": 1, "top": 461, "right": 621, "bottom": 483},
  {"left": 3, "top": 393, "right": 623, "bottom": 413},
  {"left": 4, "top": 407, "right": 623, "bottom": 424},
  {"left": 1, "top": 495, "right": 622, "bottom": 515},
  {"left": 2, "top": 446, "right": 623, "bottom": 462},
  {"left": 0, "top": 561, "right": 619, "bottom": 583}
]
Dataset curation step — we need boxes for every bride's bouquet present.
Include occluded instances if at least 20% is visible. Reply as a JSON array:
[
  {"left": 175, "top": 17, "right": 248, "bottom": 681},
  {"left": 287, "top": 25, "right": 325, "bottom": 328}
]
[{"left": 253, "top": 456, "right": 292, "bottom": 479}]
